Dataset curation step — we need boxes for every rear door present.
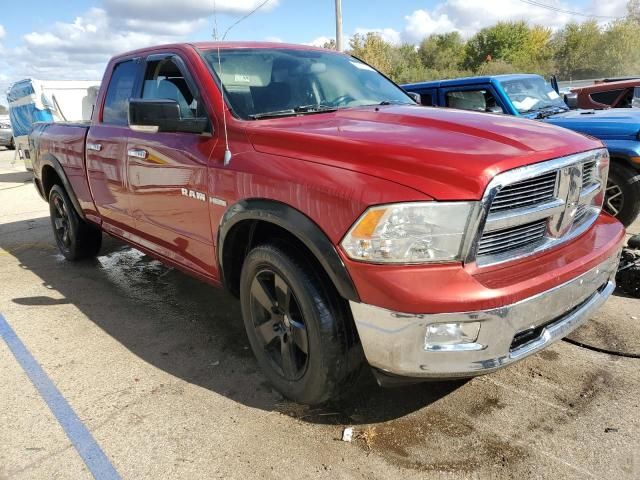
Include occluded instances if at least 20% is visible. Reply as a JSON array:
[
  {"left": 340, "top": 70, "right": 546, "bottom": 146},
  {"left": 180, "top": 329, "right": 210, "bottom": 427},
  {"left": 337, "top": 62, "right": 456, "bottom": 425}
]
[
  {"left": 86, "top": 59, "right": 140, "bottom": 231},
  {"left": 126, "top": 53, "right": 217, "bottom": 277}
]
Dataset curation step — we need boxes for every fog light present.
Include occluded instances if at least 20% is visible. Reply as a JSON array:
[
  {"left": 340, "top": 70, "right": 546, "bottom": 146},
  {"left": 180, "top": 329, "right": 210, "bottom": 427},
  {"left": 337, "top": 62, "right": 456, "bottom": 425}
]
[{"left": 424, "top": 322, "right": 482, "bottom": 351}]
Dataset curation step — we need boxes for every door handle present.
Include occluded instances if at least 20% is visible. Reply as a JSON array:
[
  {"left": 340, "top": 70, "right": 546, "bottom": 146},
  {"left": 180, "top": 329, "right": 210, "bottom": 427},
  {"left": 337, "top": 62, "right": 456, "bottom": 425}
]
[
  {"left": 127, "top": 149, "right": 148, "bottom": 159},
  {"left": 87, "top": 143, "right": 102, "bottom": 152}
]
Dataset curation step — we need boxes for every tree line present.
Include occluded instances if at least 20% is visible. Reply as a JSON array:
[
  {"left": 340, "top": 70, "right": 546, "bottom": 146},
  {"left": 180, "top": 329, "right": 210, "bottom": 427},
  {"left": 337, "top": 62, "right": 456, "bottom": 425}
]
[{"left": 336, "top": 0, "right": 640, "bottom": 84}]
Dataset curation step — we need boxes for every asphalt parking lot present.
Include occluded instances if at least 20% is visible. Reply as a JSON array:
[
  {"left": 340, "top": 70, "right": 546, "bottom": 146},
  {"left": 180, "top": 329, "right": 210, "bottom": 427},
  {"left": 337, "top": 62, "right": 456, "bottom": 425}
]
[{"left": 0, "top": 147, "right": 638, "bottom": 479}]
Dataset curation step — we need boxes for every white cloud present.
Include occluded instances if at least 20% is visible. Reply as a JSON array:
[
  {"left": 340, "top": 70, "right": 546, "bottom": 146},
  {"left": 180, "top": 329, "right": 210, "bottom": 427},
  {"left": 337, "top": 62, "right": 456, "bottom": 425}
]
[
  {"left": 0, "top": 24, "right": 5, "bottom": 41},
  {"left": 354, "top": 27, "right": 402, "bottom": 45},
  {"left": 306, "top": 36, "right": 334, "bottom": 47},
  {"left": 104, "top": 0, "right": 279, "bottom": 22},
  {"left": 0, "top": 1, "right": 279, "bottom": 105},
  {"left": 402, "top": 9, "right": 458, "bottom": 43},
  {"left": 379, "top": 0, "right": 627, "bottom": 46}
]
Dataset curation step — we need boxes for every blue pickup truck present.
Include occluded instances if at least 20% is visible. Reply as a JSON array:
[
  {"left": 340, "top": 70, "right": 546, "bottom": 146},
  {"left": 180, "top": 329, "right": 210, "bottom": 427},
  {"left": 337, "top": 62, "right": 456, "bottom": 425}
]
[{"left": 403, "top": 74, "right": 640, "bottom": 227}]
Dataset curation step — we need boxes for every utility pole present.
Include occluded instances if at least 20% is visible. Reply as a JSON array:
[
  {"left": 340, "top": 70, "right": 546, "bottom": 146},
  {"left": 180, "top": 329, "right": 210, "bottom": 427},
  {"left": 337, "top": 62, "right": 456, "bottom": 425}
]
[{"left": 335, "top": 0, "right": 343, "bottom": 51}]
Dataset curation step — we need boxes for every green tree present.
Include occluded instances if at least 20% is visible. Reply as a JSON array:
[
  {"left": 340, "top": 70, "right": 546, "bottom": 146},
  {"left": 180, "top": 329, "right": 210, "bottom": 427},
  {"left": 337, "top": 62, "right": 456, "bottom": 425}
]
[
  {"left": 628, "top": 0, "right": 640, "bottom": 22},
  {"left": 552, "top": 21, "right": 603, "bottom": 79},
  {"left": 389, "top": 44, "right": 428, "bottom": 84},
  {"left": 322, "top": 39, "right": 337, "bottom": 50},
  {"left": 600, "top": 19, "right": 640, "bottom": 76},
  {"left": 464, "top": 21, "right": 532, "bottom": 70},
  {"left": 349, "top": 32, "right": 394, "bottom": 75},
  {"left": 418, "top": 32, "right": 466, "bottom": 71}
]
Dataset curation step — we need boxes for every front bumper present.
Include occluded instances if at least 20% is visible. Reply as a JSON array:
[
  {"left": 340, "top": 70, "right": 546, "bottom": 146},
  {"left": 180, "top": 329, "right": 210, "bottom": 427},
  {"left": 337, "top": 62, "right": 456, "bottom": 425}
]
[{"left": 350, "top": 252, "right": 620, "bottom": 378}]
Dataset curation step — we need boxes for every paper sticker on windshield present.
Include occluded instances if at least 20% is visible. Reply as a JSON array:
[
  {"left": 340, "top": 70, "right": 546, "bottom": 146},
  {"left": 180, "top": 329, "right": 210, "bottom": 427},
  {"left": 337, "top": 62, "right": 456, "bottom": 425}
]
[
  {"left": 234, "top": 74, "right": 251, "bottom": 83},
  {"left": 350, "top": 61, "right": 375, "bottom": 71},
  {"left": 548, "top": 90, "right": 560, "bottom": 99}
]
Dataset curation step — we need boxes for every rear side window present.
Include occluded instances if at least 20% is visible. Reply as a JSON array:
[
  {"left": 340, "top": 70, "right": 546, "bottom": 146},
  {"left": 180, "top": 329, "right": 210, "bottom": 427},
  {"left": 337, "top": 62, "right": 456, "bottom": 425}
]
[
  {"left": 590, "top": 89, "right": 625, "bottom": 106},
  {"left": 103, "top": 60, "right": 138, "bottom": 125}
]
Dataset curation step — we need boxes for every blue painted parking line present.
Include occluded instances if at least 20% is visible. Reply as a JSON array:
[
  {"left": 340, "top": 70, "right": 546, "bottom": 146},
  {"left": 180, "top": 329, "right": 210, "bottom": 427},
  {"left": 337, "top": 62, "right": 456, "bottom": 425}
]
[{"left": 0, "top": 313, "right": 121, "bottom": 480}]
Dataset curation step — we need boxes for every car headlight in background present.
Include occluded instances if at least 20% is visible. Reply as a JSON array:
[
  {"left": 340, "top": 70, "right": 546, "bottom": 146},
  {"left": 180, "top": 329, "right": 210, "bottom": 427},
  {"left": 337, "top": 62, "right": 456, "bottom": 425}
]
[{"left": 341, "top": 202, "right": 476, "bottom": 263}]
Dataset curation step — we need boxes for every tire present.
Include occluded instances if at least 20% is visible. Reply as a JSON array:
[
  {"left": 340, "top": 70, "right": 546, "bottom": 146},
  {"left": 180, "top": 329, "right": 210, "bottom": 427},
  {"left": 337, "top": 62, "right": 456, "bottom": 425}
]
[
  {"left": 49, "top": 184, "right": 102, "bottom": 261},
  {"left": 604, "top": 162, "right": 640, "bottom": 227},
  {"left": 8, "top": 137, "right": 15, "bottom": 150},
  {"left": 240, "top": 242, "right": 364, "bottom": 405}
]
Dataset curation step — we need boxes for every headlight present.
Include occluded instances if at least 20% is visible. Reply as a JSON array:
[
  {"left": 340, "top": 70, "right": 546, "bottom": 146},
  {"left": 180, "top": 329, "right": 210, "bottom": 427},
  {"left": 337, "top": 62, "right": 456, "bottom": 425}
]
[{"left": 341, "top": 202, "right": 476, "bottom": 263}]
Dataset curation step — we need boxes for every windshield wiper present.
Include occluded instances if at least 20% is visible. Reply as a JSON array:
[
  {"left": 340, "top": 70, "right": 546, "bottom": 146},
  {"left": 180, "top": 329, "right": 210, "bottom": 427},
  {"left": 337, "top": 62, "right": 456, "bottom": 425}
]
[
  {"left": 249, "top": 105, "right": 338, "bottom": 120},
  {"left": 378, "top": 100, "right": 413, "bottom": 106},
  {"left": 527, "top": 105, "right": 568, "bottom": 119}
]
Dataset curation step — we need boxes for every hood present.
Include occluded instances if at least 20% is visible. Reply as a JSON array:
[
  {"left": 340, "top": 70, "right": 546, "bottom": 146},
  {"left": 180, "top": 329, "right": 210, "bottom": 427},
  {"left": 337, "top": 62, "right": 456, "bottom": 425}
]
[
  {"left": 244, "top": 105, "right": 602, "bottom": 200},
  {"left": 545, "top": 109, "right": 640, "bottom": 140}
]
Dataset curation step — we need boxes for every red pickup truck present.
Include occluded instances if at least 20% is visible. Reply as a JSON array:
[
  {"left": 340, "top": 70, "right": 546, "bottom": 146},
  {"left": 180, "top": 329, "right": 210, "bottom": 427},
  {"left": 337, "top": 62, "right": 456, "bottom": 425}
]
[{"left": 29, "top": 42, "right": 624, "bottom": 404}]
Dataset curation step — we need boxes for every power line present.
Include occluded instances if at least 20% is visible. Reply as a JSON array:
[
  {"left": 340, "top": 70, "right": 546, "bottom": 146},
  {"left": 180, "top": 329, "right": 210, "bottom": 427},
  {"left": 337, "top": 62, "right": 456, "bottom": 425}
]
[{"left": 518, "top": 0, "right": 624, "bottom": 20}]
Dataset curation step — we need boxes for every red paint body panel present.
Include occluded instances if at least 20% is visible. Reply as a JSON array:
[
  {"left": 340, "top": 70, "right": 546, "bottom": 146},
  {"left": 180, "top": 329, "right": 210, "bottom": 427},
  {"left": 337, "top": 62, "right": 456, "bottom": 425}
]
[
  {"left": 246, "top": 106, "right": 601, "bottom": 200},
  {"left": 28, "top": 42, "right": 622, "bottom": 317},
  {"left": 344, "top": 214, "right": 624, "bottom": 314}
]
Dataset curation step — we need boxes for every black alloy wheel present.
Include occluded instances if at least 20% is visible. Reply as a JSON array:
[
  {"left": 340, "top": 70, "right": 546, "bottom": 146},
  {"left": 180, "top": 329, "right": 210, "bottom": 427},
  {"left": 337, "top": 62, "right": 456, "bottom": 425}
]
[
  {"left": 52, "top": 193, "right": 72, "bottom": 250},
  {"left": 249, "top": 269, "right": 309, "bottom": 381}
]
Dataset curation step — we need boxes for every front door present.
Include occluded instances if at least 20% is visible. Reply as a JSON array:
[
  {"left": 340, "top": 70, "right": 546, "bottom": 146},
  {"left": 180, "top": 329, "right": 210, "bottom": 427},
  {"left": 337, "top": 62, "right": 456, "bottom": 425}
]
[{"left": 126, "top": 54, "right": 217, "bottom": 277}]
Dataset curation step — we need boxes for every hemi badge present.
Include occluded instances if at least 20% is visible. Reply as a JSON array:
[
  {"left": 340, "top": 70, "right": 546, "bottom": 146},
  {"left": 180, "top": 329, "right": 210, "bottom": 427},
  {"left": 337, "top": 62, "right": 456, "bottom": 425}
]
[{"left": 210, "top": 197, "right": 227, "bottom": 207}]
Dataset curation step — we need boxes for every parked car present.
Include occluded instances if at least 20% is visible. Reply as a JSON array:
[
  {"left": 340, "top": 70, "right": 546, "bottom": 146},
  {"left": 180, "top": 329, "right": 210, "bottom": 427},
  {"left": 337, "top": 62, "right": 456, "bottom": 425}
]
[
  {"left": 569, "top": 79, "right": 640, "bottom": 109},
  {"left": 29, "top": 43, "right": 624, "bottom": 404},
  {"left": 0, "top": 120, "right": 15, "bottom": 149},
  {"left": 403, "top": 74, "right": 640, "bottom": 227}
]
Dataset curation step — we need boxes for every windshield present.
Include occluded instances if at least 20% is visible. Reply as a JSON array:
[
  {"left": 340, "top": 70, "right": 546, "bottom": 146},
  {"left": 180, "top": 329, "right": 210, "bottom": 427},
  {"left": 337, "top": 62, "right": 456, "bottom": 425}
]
[
  {"left": 500, "top": 77, "right": 567, "bottom": 114},
  {"left": 202, "top": 48, "right": 414, "bottom": 119},
  {"left": 633, "top": 87, "right": 640, "bottom": 108}
]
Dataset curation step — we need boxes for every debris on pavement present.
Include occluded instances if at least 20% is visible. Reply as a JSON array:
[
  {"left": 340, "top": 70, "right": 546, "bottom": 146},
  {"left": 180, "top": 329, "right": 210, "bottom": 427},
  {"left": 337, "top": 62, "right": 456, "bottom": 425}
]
[{"left": 342, "top": 427, "right": 354, "bottom": 442}]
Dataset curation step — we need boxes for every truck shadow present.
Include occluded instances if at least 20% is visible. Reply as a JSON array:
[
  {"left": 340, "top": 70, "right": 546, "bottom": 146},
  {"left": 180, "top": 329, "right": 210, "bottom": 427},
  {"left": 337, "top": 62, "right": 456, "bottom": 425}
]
[{"left": 2, "top": 217, "right": 465, "bottom": 425}]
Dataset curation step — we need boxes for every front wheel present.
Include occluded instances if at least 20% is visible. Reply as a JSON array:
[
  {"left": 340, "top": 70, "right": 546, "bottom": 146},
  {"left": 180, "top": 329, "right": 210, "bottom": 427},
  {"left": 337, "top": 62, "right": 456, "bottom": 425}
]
[
  {"left": 240, "top": 243, "right": 364, "bottom": 405},
  {"left": 49, "top": 185, "right": 102, "bottom": 261},
  {"left": 604, "top": 162, "right": 640, "bottom": 227}
]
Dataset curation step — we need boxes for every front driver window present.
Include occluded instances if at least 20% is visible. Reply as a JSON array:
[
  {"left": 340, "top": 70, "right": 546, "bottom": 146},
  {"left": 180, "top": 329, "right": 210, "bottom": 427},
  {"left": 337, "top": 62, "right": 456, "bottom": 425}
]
[
  {"left": 142, "top": 58, "right": 203, "bottom": 119},
  {"left": 445, "top": 90, "right": 503, "bottom": 113}
]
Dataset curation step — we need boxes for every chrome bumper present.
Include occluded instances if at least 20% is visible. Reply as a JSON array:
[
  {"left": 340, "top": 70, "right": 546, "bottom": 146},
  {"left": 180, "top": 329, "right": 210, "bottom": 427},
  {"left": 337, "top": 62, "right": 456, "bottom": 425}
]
[{"left": 350, "top": 254, "right": 620, "bottom": 378}]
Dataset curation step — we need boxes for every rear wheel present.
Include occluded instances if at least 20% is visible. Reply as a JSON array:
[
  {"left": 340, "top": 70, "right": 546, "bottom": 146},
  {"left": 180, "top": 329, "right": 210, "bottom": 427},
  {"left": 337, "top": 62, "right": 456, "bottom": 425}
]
[
  {"left": 240, "top": 243, "right": 364, "bottom": 405},
  {"left": 604, "top": 162, "right": 640, "bottom": 227},
  {"left": 49, "top": 185, "right": 102, "bottom": 261}
]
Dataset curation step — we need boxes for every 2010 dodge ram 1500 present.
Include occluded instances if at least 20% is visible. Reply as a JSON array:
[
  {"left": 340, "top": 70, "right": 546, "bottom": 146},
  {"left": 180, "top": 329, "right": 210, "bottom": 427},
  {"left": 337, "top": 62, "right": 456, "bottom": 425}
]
[{"left": 29, "top": 42, "right": 625, "bottom": 405}]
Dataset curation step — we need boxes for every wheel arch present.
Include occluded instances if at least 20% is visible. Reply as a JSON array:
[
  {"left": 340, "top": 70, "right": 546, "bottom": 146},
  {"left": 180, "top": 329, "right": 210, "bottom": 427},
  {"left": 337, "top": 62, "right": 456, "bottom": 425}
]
[
  {"left": 218, "top": 199, "right": 359, "bottom": 302},
  {"left": 39, "top": 154, "right": 86, "bottom": 220}
]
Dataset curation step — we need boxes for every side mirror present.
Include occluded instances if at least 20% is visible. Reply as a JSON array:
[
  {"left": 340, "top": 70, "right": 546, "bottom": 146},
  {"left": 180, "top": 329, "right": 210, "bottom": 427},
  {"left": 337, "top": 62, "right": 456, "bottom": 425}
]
[
  {"left": 128, "top": 99, "right": 208, "bottom": 134},
  {"left": 564, "top": 93, "right": 578, "bottom": 109},
  {"left": 406, "top": 91, "right": 421, "bottom": 104}
]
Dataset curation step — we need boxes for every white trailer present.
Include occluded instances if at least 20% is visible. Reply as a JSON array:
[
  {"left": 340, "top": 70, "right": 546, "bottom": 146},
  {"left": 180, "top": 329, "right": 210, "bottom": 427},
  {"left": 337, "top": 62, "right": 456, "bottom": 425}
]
[{"left": 6, "top": 79, "right": 100, "bottom": 170}]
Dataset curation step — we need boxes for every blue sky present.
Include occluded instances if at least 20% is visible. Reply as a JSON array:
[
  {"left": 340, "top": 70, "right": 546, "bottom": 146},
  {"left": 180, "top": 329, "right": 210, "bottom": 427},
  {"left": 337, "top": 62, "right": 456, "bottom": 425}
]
[{"left": 0, "top": 0, "right": 630, "bottom": 105}]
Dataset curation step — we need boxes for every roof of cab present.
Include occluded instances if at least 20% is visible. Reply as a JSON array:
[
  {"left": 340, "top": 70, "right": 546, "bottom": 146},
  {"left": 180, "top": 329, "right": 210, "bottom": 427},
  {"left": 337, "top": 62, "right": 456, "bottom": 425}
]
[
  {"left": 402, "top": 73, "right": 541, "bottom": 90},
  {"left": 112, "top": 41, "right": 334, "bottom": 59}
]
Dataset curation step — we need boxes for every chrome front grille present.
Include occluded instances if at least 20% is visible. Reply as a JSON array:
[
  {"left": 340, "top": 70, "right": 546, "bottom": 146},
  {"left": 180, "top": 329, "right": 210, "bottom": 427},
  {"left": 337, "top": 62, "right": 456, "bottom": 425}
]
[
  {"left": 477, "top": 220, "right": 547, "bottom": 257},
  {"left": 471, "top": 150, "right": 608, "bottom": 267},
  {"left": 582, "top": 161, "right": 597, "bottom": 186},
  {"left": 489, "top": 171, "right": 558, "bottom": 212}
]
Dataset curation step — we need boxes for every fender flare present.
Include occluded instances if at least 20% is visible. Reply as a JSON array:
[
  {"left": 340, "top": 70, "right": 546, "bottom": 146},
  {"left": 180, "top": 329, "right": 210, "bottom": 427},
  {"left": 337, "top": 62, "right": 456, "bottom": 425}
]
[
  {"left": 218, "top": 199, "right": 359, "bottom": 302},
  {"left": 39, "top": 153, "right": 86, "bottom": 220}
]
